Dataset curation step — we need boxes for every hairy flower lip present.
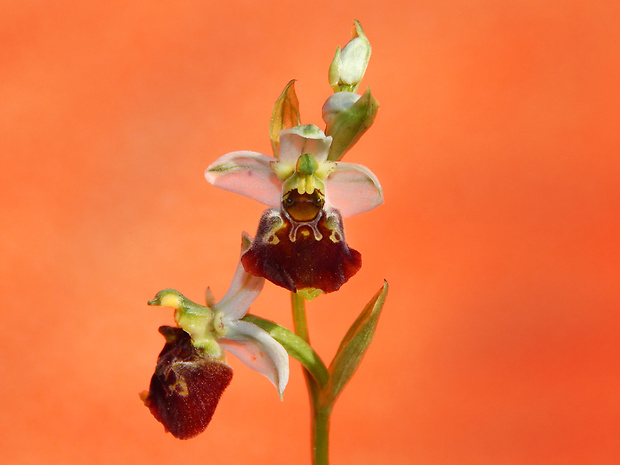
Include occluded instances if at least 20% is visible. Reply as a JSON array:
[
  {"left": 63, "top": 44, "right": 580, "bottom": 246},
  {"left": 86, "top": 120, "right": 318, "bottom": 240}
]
[
  {"left": 141, "top": 326, "right": 233, "bottom": 440},
  {"left": 241, "top": 207, "right": 361, "bottom": 294}
]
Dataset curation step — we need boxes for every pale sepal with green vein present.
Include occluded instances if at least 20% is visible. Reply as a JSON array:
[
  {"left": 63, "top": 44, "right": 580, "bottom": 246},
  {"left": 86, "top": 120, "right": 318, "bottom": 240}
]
[{"left": 323, "top": 281, "right": 388, "bottom": 406}]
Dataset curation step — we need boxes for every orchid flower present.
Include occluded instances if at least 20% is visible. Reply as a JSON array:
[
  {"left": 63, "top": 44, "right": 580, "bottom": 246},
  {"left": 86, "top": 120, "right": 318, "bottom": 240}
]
[
  {"left": 141, "top": 235, "right": 289, "bottom": 439},
  {"left": 205, "top": 124, "right": 383, "bottom": 297}
]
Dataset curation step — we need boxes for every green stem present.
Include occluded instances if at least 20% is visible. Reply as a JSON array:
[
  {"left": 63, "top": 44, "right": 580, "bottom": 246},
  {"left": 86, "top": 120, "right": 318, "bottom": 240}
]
[
  {"left": 311, "top": 402, "right": 332, "bottom": 465},
  {"left": 291, "top": 292, "right": 331, "bottom": 465},
  {"left": 291, "top": 292, "right": 310, "bottom": 342}
]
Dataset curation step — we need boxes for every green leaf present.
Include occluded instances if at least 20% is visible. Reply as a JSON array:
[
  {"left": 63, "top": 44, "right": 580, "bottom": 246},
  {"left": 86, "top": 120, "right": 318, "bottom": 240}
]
[
  {"left": 324, "top": 281, "right": 388, "bottom": 405},
  {"left": 242, "top": 313, "right": 329, "bottom": 388},
  {"left": 270, "top": 80, "right": 301, "bottom": 158},
  {"left": 325, "top": 87, "right": 379, "bottom": 161}
]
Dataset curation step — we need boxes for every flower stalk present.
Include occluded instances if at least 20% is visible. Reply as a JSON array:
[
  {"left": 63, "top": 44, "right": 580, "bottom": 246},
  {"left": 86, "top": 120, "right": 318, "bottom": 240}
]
[
  {"left": 291, "top": 292, "right": 331, "bottom": 465},
  {"left": 141, "top": 19, "right": 389, "bottom": 465}
]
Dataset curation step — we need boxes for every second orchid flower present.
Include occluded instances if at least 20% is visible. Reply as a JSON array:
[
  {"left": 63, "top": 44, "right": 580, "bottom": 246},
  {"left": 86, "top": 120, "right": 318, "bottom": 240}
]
[{"left": 141, "top": 236, "right": 289, "bottom": 439}]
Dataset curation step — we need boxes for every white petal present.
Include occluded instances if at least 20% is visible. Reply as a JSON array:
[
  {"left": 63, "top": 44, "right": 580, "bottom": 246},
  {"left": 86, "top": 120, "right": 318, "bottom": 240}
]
[
  {"left": 220, "top": 320, "right": 289, "bottom": 397},
  {"left": 325, "top": 162, "right": 383, "bottom": 217},
  {"left": 205, "top": 151, "right": 281, "bottom": 206},
  {"left": 217, "top": 254, "right": 264, "bottom": 321},
  {"left": 279, "top": 126, "right": 332, "bottom": 163}
]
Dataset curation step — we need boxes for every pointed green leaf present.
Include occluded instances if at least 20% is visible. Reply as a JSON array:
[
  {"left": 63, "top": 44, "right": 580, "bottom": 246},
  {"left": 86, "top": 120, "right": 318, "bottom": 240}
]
[
  {"left": 325, "top": 87, "right": 379, "bottom": 161},
  {"left": 324, "top": 281, "right": 388, "bottom": 405},
  {"left": 242, "top": 314, "right": 329, "bottom": 387},
  {"left": 270, "top": 80, "right": 301, "bottom": 158}
]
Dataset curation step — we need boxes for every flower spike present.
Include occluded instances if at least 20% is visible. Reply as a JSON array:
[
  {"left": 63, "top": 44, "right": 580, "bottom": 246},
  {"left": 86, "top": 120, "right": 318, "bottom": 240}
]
[{"left": 204, "top": 20, "right": 381, "bottom": 294}]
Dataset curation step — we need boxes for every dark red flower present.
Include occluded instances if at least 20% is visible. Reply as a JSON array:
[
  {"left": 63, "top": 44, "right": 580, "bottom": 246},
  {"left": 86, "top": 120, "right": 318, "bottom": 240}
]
[
  {"left": 141, "top": 326, "right": 233, "bottom": 439},
  {"left": 241, "top": 205, "right": 361, "bottom": 294}
]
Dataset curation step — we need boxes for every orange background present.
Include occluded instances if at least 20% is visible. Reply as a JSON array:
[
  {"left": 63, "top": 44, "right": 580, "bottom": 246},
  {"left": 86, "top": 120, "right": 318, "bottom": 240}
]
[{"left": 2, "top": 1, "right": 619, "bottom": 464}]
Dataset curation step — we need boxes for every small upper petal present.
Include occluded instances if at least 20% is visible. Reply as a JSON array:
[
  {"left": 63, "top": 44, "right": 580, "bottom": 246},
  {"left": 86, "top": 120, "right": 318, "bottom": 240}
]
[
  {"left": 325, "top": 162, "right": 383, "bottom": 217},
  {"left": 220, "top": 320, "right": 289, "bottom": 397},
  {"left": 205, "top": 151, "right": 281, "bottom": 206},
  {"left": 279, "top": 126, "right": 332, "bottom": 163}
]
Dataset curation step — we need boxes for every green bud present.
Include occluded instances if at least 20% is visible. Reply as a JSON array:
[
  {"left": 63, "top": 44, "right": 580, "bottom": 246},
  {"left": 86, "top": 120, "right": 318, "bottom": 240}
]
[{"left": 328, "top": 20, "right": 371, "bottom": 93}]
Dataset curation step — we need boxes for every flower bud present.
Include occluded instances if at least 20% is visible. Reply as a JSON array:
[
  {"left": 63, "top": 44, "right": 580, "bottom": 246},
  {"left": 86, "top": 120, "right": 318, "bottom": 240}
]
[
  {"left": 328, "top": 20, "right": 371, "bottom": 93},
  {"left": 322, "top": 92, "right": 362, "bottom": 124},
  {"left": 325, "top": 88, "right": 379, "bottom": 161}
]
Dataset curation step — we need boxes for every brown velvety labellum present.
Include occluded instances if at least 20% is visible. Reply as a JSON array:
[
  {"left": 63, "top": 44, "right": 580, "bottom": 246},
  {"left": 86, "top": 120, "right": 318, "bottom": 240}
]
[
  {"left": 241, "top": 208, "right": 361, "bottom": 293},
  {"left": 142, "top": 326, "right": 233, "bottom": 439}
]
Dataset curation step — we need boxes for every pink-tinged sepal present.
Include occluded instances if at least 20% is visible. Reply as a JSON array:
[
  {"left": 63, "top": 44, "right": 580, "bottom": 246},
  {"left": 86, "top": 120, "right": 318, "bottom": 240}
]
[
  {"left": 325, "top": 161, "right": 383, "bottom": 217},
  {"left": 141, "top": 326, "right": 233, "bottom": 440},
  {"left": 241, "top": 207, "right": 361, "bottom": 294},
  {"left": 219, "top": 320, "right": 289, "bottom": 398},
  {"left": 204, "top": 151, "right": 281, "bottom": 206}
]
